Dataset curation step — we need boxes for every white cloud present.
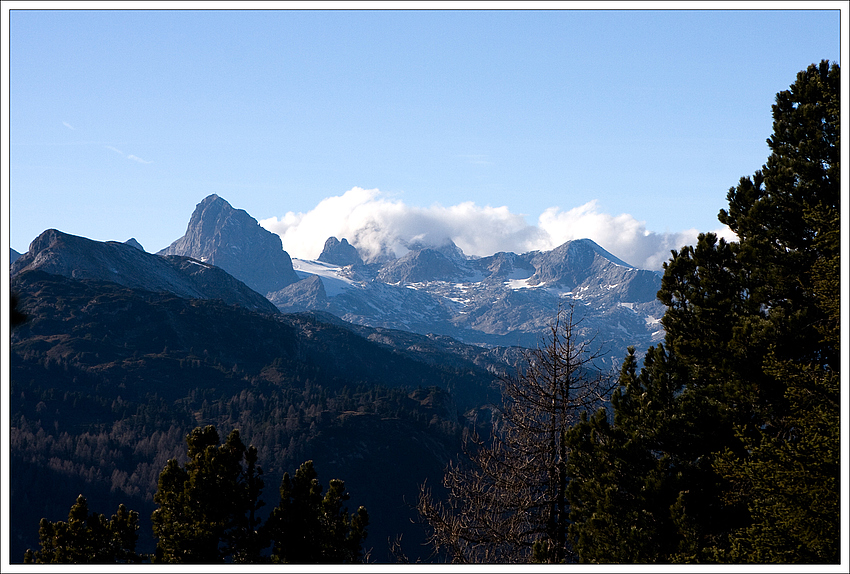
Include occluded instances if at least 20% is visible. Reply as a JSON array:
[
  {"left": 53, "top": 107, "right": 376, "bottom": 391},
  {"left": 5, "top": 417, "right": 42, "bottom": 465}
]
[
  {"left": 106, "top": 145, "right": 124, "bottom": 155},
  {"left": 260, "top": 188, "right": 736, "bottom": 270},
  {"left": 537, "top": 200, "right": 725, "bottom": 270},
  {"left": 62, "top": 121, "right": 75, "bottom": 130},
  {"left": 127, "top": 154, "right": 152, "bottom": 164}
]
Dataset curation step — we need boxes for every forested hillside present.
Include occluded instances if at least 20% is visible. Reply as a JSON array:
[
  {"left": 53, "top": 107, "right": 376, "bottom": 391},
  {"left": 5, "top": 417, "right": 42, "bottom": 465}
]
[{"left": 9, "top": 269, "right": 504, "bottom": 562}]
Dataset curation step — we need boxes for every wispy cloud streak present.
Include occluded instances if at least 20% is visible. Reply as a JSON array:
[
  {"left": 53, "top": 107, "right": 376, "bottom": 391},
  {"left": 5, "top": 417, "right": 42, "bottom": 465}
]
[
  {"left": 62, "top": 121, "right": 75, "bottom": 130},
  {"left": 105, "top": 145, "right": 152, "bottom": 164}
]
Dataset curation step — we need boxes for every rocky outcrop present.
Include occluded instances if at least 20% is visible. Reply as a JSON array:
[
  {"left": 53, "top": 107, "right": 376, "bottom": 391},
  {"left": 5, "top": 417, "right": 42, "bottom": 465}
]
[
  {"left": 318, "top": 237, "right": 363, "bottom": 267},
  {"left": 124, "top": 238, "right": 145, "bottom": 251},
  {"left": 278, "top": 236, "right": 666, "bottom": 360},
  {"left": 527, "top": 238, "right": 631, "bottom": 287},
  {"left": 476, "top": 251, "right": 536, "bottom": 282},
  {"left": 158, "top": 194, "right": 299, "bottom": 295},
  {"left": 148, "top": 195, "right": 667, "bottom": 360}
]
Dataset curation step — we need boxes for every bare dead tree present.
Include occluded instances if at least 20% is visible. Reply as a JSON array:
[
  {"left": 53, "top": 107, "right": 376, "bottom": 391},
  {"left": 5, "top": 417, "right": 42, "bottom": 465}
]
[{"left": 417, "top": 304, "right": 616, "bottom": 563}]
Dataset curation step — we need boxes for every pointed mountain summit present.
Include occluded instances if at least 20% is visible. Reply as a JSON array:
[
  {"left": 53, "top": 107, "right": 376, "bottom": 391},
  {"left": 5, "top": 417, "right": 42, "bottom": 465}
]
[
  {"left": 527, "top": 238, "right": 659, "bottom": 302},
  {"left": 124, "top": 238, "right": 145, "bottom": 251},
  {"left": 318, "top": 237, "right": 363, "bottom": 267},
  {"left": 528, "top": 238, "right": 632, "bottom": 287},
  {"left": 159, "top": 194, "right": 299, "bottom": 295}
]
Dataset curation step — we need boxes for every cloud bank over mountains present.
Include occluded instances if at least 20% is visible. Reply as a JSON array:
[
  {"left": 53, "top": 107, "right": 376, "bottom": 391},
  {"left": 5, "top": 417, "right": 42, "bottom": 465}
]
[{"left": 260, "top": 187, "right": 735, "bottom": 271}]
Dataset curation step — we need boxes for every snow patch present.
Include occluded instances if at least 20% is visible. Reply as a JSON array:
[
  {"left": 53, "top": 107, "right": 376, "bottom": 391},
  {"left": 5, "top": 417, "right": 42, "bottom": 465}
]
[
  {"left": 292, "top": 258, "right": 357, "bottom": 297},
  {"left": 506, "top": 278, "right": 536, "bottom": 290},
  {"left": 187, "top": 260, "right": 212, "bottom": 268}
]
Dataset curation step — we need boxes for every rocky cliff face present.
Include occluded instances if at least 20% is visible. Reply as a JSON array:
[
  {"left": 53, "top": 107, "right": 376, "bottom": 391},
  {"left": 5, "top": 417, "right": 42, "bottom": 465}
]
[
  {"left": 11, "top": 228, "right": 279, "bottom": 315},
  {"left": 318, "top": 237, "right": 363, "bottom": 267},
  {"left": 158, "top": 194, "right": 299, "bottom": 296}
]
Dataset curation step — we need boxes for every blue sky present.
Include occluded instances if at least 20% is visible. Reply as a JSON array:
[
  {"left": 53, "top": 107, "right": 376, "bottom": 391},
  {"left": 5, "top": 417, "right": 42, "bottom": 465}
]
[{"left": 5, "top": 6, "right": 843, "bottom": 269}]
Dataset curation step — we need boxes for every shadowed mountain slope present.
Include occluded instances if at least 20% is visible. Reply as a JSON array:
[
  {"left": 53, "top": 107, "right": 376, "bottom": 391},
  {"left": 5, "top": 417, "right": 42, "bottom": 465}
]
[{"left": 11, "top": 228, "right": 279, "bottom": 315}]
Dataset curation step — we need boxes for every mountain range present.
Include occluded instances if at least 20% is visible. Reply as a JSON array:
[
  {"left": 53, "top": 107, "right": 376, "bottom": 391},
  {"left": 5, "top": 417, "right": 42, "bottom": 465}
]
[
  {"left": 158, "top": 194, "right": 665, "bottom": 361},
  {"left": 9, "top": 193, "right": 669, "bottom": 562},
  {"left": 11, "top": 228, "right": 279, "bottom": 315}
]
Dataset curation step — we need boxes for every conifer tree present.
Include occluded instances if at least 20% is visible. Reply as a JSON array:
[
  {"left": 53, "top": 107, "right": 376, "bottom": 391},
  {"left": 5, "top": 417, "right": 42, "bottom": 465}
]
[
  {"left": 264, "top": 460, "right": 369, "bottom": 563},
  {"left": 565, "top": 60, "right": 839, "bottom": 563},
  {"left": 566, "top": 345, "right": 684, "bottom": 562},
  {"left": 24, "top": 426, "right": 369, "bottom": 564},
  {"left": 151, "top": 425, "right": 265, "bottom": 563},
  {"left": 23, "top": 495, "right": 141, "bottom": 563}
]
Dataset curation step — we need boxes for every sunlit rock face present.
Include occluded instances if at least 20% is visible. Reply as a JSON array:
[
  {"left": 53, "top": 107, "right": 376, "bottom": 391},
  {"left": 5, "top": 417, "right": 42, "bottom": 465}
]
[
  {"left": 153, "top": 194, "right": 665, "bottom": 362},
  {"left": 159, "top": 194, "right": 300, "bottom": 296},
  {"left": 318, "top": 237, "right": 364, "bottom": 267}
]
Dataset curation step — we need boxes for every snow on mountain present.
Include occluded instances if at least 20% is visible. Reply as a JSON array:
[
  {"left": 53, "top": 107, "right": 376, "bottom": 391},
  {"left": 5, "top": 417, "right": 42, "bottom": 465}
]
[
  {"left": 291, "top": 258, "right": 358, "bottom": 297},
  {"left": 152, "top": 198, "right": 667, "bottom": 363},
  {"left": 275, "top": 235, "right": 665, "bottom": 362}
]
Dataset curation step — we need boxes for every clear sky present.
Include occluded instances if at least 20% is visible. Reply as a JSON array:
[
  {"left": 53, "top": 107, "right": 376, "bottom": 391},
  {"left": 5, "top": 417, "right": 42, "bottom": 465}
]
[{"left": 4, "top": 4, "right": 843, "bottom": 269}]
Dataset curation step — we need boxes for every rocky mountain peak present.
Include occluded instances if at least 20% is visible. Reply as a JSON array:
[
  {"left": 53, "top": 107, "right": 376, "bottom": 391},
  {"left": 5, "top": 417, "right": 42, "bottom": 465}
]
[
  {"left": 377, "top": 246, "right": 467, "bottom": 284},
  {"left": 408, "top": 238, "right": 467, "bottom": 263},
  {"left": 528, "top": 238, "right": 633, "bottom": 287},
  {"left": 318, "top": 237, "right": 363, "bottom": 267},
  {"left": 478, "top": 251, "right": 536, "bottom": 281},
  {"left": 568, "top": 238, "right": 633, "bottom": 268},
  {"left": 158, "top": 194, "right": 299, "bottom": 296},
  {"left": 124, "top": 238, "right": 145, "bottom": 251}
]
